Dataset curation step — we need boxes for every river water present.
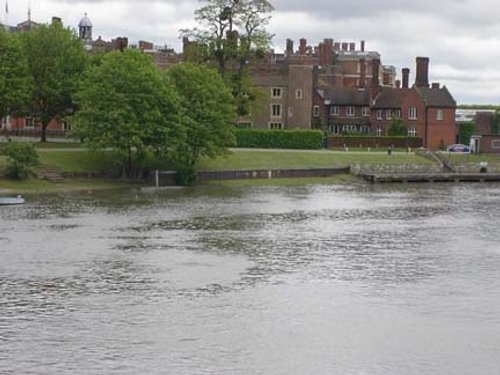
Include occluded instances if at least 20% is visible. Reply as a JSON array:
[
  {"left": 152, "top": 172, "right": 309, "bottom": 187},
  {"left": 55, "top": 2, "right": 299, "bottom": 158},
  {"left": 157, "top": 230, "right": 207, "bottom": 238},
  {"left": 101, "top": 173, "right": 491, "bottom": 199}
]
[{"left": 1, "top": 182, "right": 500, "bottom": 374}]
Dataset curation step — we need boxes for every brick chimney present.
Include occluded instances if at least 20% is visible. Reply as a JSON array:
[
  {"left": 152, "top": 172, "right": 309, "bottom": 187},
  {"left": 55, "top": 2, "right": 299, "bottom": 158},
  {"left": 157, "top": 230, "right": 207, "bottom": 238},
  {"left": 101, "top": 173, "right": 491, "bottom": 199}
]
[
  {"left": 286, "top": 39, "right": 294, "bottom": 55},
  {"left": 299, "top": 38, "right": 307, "bottom": 55},
  {"left": 415, "top": 57, "right": 430, "bottom": 87},
  {"left": 372, "top": 59, "right": 380, "bottom": 87},
  {"left": 402, "top": 68, "right": 410, "bottom": 88},
  {"left": 395, "top": 80, "right": 401, "bottom": 88},
  {"left": 359, "top": 58, "right": 367, "bottom": 88},
  {"left": 431, "top": 82, "right": 440, "bottom": 89},
  {"left": 349, "top": 42, "right": 355, "bottom": 51},
  {"left": 341, "top": 42, "right": 348, "bottom": 51},
  {"left": 360, "top": 40, "right": 365, "bottom": 52}
]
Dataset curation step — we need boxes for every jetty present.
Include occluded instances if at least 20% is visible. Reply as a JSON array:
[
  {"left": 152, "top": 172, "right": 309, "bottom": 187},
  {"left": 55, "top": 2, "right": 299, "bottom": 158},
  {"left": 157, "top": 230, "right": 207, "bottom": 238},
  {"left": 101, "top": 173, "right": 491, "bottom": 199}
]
[{"left": 362, "top": 172, "right": 500, "bottom": 183}]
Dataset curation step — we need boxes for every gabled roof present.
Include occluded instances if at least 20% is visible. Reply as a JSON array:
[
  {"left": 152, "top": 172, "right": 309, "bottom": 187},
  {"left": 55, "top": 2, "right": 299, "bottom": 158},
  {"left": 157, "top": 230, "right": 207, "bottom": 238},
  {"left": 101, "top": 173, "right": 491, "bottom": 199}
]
[
  {"left": 416, "top": 86, "right": 456, "bottom": 108},
  {"left": 319, "top": 86, "right": 370, "bottom": 106},
  {"left": 372, "top": 87, "right": 406, "bottom": 108}
]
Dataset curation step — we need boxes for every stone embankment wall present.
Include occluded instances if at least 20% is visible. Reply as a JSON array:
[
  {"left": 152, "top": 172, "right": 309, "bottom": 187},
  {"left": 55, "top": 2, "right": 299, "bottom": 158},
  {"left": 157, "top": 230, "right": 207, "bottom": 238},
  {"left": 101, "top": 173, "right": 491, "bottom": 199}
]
[{"left": 350, "top": 164, "right": 443, "bottom": 175}]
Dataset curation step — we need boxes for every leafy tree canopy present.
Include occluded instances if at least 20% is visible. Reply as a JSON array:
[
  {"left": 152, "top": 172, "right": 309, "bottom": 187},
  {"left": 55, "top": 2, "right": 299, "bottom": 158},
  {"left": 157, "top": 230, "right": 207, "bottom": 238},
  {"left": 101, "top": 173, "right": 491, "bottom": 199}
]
[
  {"left": 167, "top": 62, "right": 236, "bottom": 184},
  {"left": 73, "top": 49, "right": 183, "bottom": 177},
  {"left": 0, "top": 29, "right": 33, "bottom": 118},
  {"left": 387, "top": 118, "right": 406, "bottom": 136},
  {"left": 21, "top": 22, "right": 88, "bottom": 141},
  {"left": 181, "top": 0, "right": 274, "bottom": 116}
]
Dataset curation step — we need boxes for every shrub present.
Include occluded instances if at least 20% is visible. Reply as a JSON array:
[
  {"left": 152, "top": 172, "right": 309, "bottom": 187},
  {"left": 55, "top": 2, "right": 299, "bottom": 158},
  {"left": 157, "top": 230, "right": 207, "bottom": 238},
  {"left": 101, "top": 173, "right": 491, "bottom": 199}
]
[
  {"left": 235, "top": 129, "right": 324, "bottom": 149},
  {"left": 3, "top": 142, "right": 39, "bottom": 179}
]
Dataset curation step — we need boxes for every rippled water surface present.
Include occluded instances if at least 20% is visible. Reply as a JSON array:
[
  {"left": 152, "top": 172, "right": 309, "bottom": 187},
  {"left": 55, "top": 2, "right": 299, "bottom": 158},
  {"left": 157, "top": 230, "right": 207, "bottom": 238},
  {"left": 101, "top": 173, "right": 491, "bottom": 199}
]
[{"left": 1, "top": 183, "right": 500, "bottom": 374}]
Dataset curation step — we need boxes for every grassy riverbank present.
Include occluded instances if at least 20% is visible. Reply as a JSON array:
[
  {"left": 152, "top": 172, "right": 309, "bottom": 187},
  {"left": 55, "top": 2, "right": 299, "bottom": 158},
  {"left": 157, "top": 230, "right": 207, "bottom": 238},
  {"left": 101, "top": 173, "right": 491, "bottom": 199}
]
[{"left": 2, "top": 144, "right": 500, "bottom": 194}]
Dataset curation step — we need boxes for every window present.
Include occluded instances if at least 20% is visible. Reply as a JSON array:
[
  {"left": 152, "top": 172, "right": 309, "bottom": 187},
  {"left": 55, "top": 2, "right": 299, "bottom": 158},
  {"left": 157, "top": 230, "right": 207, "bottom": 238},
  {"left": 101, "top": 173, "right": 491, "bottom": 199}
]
[
  {"left": 360, "top": 125, "right": 370, "bottom": 133},
  {"left": 271, "top": 87, "right": 282, "bottom": 98},
  {"left": 62, "top": 119, "right": 71, "bottom": 131},
  {"left": 376, "top": 127, "right": 383, "bottom": 137},
  {"left": 437, "top": 109, "right": 444, "bottom": 121},
  {"left": 271, "top": 104, "right": 282, "bottom": 118},
  {"left": 347, "top": 106, "right": 355, "bottom": 117},
  {"left": 313, "top": 105, "right": 320, "bottom": 117},
  {"left": 237, "top": 122, "right": 252, "bottom": 129},
  {"left": 376, "top": 110, "right": 383, "bottom": 120},
  {"left": 295, "top": 89, "right": 303, "bottom": 100},
  {"left": 386, "top": 110, "right": 392, "bottom": 120},
  {"left": 362, "top": 107, "right": 370, "bottom": 117},
  {"left": 269, "top": 122, "right": 283, "bottom": 130},
  {"left": 288, "top": 106, "right": 293, "bottom": 118},
  {"left": 330, "top": 106, "right": 339, "bottom": 116},
  {"left": 408, "top": 107, "right": 417, "bottom": 120},
  {"left": 408, "top": 127, "right": 417, "bottom": 137},
  {"left": 25, "top": 117, "right": 34, "bottom": 128}
]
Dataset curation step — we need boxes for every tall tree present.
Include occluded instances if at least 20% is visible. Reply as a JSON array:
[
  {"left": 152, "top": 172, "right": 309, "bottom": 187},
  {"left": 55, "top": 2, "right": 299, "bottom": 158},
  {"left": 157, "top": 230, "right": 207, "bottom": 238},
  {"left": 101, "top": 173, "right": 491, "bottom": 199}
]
[
  {"left": 73, "top": 49, "right": 182, "bottom": 178},
  {"left": 167, "top": 63, "right": 236, "bottom": 184},
  {"left": 181, "top": 0, "right": 274, "bottom": 116},
  {"left": 0, "top": 29, "right": 32, "bottom": 121},
  {"left": 21, "top": 22, "right": 88, "bottom": 142}
]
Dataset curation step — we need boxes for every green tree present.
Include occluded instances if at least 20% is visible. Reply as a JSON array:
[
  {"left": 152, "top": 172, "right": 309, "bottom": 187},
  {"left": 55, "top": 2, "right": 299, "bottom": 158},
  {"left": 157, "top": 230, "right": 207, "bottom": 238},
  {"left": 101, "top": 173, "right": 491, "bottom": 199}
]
[
  {"left": 459, "top": 122, "right": 475, "bottom": 145},
  {"left": 73, "top": 49, "right": 182, "bottom": 178},
  {"left": 388, "top": 118, "right": 406, "bottom": 136},
  {"left": 0, "top": 30, "right": 33, "bottom": 120},
  {"left": 3, "top": 142, "right": 39, "bottom": 180},
  {"left": 167, "top": 63, "right": 236, "bottom": 185},
  {"left": 21, "top": 22, "right": 88, "bottom": 142},
  {"left": 181, "top": 0, "right": 274, "bottom": 116}
]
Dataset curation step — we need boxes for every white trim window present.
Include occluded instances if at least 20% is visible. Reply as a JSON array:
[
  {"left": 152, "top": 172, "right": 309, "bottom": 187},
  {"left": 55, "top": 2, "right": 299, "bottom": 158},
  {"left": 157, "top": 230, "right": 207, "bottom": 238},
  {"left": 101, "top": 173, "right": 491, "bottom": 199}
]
[
  {"left": 376, "top": 109, "right": 383, "bottom": 120},
  {"left": 288, "top": 106, "right": 293, "bottom": 118},
  {"left": 386, "top": 110, "right": 392, "bottom": 120},
  {"left": 313, "top": 105, "right": 320, "bottom": 117},
  {"left": 330, "top": 106, "right": 339, "bottom": 116},
  {"left": 394, "top": 109, "right": 401, "bottom": 119},
  {"left": 25, "top": 117, "right": 34, "bottom": 128},
  {"left": 295, "top": 89, "right": 303, "bottom": 100},
  {"left": 347, "top": 106, "right": 355, "bottom": 117},
  {"left": 269, "top": 122, "right": 283, "bottom": 130},
  {"left": 408, "top": 127, "right": 417, "bottom": 137},
  {"left": 362, "top": 107, "right": 370, "bottom": 117},
  {"left": 376, "top": 127, "right": 383, "bottom": 137},
  {"left": 271, "top": 87, "right": 282, "bottom": 99},
  {"left": 437, "top": 109, "right": 444, "bottom": 121},
  {"left": 271, "top": 104, "right": 282, "bottom": 118},
  {"left": 408, "top": 107, "right": 417, "bottom": 120}
]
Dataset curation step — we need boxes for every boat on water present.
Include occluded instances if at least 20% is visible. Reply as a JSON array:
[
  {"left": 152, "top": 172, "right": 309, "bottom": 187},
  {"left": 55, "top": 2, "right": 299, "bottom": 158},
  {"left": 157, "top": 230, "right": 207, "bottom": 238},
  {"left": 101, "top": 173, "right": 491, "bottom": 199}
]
[{"left": 0, "top": 195, "right": 25, "bottom": 205}]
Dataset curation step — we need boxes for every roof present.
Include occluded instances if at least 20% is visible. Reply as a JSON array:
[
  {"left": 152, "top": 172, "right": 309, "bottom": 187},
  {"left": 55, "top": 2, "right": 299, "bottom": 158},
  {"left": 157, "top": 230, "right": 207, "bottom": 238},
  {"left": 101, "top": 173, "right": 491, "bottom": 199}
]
[
  {"left": 416, "top": 86, "right": 456, "bottom": 108},
  {"left": 373, "top": 87, "right": 405, "bottom": 108},
  {"left": 78, "top": 14, "right": 93, "bottom": 27},
  {"left": 319, "top": 86, "right": 370, "bottom": 106}
]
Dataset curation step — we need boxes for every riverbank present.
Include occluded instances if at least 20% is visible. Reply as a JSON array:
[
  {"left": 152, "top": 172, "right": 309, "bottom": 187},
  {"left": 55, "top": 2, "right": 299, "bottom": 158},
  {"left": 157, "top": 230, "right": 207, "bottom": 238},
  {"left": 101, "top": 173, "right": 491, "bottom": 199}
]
[{"left": 2, "top": 145, "right": 500, "bottom": 193}]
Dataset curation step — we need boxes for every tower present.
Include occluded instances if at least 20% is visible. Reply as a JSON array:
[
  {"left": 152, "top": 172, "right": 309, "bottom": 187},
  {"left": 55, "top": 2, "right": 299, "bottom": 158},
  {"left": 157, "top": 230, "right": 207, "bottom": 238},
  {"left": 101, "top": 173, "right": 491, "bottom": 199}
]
[{"left": 78, "top": 13, "right": 93, "bottom": 43}]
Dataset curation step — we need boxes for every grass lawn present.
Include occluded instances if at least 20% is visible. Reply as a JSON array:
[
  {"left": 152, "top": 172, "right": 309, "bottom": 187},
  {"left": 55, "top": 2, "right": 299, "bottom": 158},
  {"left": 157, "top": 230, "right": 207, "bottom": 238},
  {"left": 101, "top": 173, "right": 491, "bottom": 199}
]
[
  {"left": 198, "top": 149, "right": 433, "bottom": 171},
  {"left": 34, "top": 142, "right": 84, "bottom": 149},
  {"left": 38, "top": 151, "right": 117, "bottom": 173}
]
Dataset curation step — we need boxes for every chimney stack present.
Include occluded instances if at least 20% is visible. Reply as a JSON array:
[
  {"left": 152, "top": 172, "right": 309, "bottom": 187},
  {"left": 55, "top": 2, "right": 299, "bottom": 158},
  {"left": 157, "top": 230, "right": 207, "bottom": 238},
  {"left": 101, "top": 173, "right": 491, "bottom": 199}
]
[
  {"left": 349, "top": 42, "right": 355, "bottom": 51},
  {"left": 395, "top": 80, "right": 401, "bottom": 88},
  {"left": 415, "top": 57, "right": 430, "bottom": 87},
  {"left": 341, "top": 42, "right": 348, "bottom": 51},
  {"left": 431, "top": 82, "right": 440, "bottom": 89},
  {"left": 299, "top": 38, "right": 307, "bottom": 55},
  {"left": 372, "top": 59, "right": 380, "bottom": 87},
  {"left": 402, "top": 68, "right": 410, "bottom": 88},
  {"left": 359, "top": 58, "right": 367, "bottom": 88},
  {"left": 360, "top": 40, "right": 365, "bottom": 52},
  {"left": 286, "top": 39, "right": 294, "bottom": 55}
]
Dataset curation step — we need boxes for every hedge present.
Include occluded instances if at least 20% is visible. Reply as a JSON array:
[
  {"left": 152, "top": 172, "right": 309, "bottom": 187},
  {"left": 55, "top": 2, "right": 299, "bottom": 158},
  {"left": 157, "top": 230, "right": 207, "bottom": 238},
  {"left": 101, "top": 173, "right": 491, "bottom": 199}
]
[{"left": 235, "top": 129, "right": 324, "bottom": 149}]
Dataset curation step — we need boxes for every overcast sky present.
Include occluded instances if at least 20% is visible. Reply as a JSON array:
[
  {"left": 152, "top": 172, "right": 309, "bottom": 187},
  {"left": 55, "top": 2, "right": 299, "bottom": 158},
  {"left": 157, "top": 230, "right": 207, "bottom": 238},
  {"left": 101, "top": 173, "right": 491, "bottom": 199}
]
[{"left": 4, "top": 0, "right": 500, "bottom": 104}]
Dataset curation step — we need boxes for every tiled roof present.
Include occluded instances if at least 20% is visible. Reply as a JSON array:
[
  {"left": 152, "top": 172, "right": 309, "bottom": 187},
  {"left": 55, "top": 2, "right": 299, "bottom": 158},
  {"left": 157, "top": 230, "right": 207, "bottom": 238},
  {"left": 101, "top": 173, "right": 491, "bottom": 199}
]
[
  {"left": 416, "top": 86, "right": 456, "bottom": 108},
  {"left": 372, "top": 88, "right": 405, "bottom": 108},
  {"left": 321, "top": 86, "right": 370, "bottom": 106}
]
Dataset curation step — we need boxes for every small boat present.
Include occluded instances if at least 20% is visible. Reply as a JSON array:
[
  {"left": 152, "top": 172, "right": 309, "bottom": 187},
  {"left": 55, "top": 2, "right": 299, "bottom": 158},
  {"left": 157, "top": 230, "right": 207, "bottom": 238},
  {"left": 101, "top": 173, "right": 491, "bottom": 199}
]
[{"left": 0, "top": 195, "right": 25, "bottom": 205}]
